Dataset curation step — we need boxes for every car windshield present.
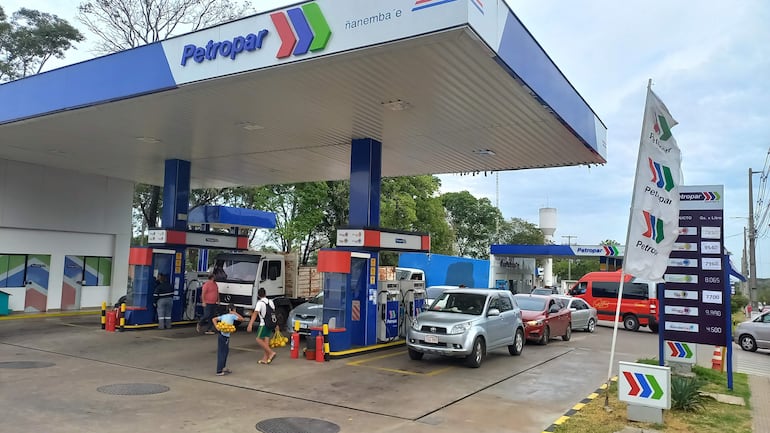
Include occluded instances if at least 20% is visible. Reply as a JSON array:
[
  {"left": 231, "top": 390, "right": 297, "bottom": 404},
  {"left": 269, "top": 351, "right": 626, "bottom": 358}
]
[
  {"left": 531, "top": 288, "right": 552, "bottom": 295},
  {"left": 514, "top": 296, "right": 547, "bottom": 311},
  {"left": 214, "top": 258, "right": 258, "bottom": 283},
  {"left": 426, "top": 286, "right": 449, "bottom": 299},
  {"left": 310, "top": 292, "right": 324, "bottom": 304},
  {"left": 431, "top": 292, "right": 486, "bottom": 315}
]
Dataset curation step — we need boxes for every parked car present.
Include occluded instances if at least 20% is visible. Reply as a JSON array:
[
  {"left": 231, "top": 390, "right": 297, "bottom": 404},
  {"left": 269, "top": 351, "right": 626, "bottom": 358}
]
[
  {"left": 425, "top": 285, "right": 459, "bottom": 307},
  {"left": 734, "top": 311, "right": 770, "bottom": 352},
  {"left": 557, "top": 296, "right": 598, "bottom": 333},
  {"left": 286, "top": 291, "right": 323, "bottom": 335},
  {"left": 513, "top": 294, "right": 571, "bottom": 344},
  {"left": 531, "top": 287, "right": 559, "bottom": 295},
  {"left": 407, "top": 288, "right": 525, "bottom": 368}
]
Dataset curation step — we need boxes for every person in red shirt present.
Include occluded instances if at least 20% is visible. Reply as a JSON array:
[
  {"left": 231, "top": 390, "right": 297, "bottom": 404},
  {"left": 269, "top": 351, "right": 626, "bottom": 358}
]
[{"left": 197, "top": 274, "right": 220, "bottom": 335}]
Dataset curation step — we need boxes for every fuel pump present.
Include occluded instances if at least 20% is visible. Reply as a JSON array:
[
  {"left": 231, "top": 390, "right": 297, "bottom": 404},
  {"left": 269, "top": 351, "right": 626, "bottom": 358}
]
[
  {"left": 377, "top": 281, "right": 400, "bottom": 342},
  {"left": 398, "top": 280, "right": 426, "bottom": 338}
]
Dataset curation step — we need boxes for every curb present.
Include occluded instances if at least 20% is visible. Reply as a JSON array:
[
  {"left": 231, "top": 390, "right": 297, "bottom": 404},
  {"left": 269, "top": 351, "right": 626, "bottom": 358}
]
[
  {"left": 541, "top": 376, "right": 618, "bottom": 433},
  {"left": 0, "top": 309, "right": 100, "bottom": 321}
]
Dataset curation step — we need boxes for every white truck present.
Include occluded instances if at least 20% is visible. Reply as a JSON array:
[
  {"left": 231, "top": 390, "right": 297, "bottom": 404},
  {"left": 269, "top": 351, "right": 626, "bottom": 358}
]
[{"left": 205, "top": 251, "right": 308, "bottom": 328}]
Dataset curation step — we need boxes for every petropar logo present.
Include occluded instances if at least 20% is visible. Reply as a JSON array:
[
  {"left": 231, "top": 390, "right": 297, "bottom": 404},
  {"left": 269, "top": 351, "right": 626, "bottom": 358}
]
[
  {"left": 653, "top": 113, "right": 673, "bottom": 141},
  {"left": 270, "top": 3, "right": 332, "bottom": 59},
  {"left": 642, "top": 210, "right": 665, "bottom": 244},
  {"left": 648, "top": 158, "right": 675, "bottom": 192}
]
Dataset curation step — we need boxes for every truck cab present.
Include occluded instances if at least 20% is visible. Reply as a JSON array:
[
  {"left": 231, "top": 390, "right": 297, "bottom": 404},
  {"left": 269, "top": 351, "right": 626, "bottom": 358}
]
[
  {"left": 211, "top": 252, "right": 303, "bottom": 326},
  {"left": 396, "top": 267, "right": 425, "bottom": 281}
]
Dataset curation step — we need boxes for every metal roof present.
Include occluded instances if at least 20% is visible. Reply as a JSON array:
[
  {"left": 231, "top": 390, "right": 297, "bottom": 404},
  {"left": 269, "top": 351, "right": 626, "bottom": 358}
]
[{"left": 0, "top": 0, "right": 606, "bottom": 189}]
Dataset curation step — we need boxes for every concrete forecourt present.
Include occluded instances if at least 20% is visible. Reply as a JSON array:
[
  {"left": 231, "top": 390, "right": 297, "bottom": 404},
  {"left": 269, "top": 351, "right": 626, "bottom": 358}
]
[{"left": 0, "top": 315, "right": 663, "bottom": 433}]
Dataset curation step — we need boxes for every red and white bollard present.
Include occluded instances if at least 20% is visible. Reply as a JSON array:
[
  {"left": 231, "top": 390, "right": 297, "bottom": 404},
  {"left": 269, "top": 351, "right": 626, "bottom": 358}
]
[{"left": 290, "top": 321, "right": 300, "bottom": 359}]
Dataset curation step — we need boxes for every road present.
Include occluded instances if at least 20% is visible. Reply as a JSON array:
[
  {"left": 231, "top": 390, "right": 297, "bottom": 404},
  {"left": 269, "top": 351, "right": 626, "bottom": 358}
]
[{"left": 0, "top": 316, "right": 697, "bottom": 433}]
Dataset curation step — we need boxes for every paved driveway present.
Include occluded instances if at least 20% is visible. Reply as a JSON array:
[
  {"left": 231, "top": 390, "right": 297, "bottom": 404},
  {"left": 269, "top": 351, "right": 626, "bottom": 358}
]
[{"left": 0, "top": 316, "right": 660, "bottom": 433}]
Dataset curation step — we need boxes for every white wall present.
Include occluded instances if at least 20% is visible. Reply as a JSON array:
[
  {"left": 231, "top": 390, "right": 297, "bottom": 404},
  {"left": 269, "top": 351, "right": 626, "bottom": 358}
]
[{"left": 0, "top": 159, "right": 133, "bottom": 311}]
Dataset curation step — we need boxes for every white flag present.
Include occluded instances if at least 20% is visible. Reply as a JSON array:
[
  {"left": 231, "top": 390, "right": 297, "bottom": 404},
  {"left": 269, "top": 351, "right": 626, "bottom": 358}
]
[{"left": 623, "top": 88, "right": 682, "bottom": 281}]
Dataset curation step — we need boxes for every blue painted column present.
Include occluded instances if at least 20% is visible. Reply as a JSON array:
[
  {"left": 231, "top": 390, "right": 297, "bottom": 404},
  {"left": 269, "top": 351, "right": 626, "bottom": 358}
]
[
  {"left": 349, "top": 138, "right": 381, "bottom": 227},
  {"left": 348, "top": 138, "right": 382, "bottom": 346},
  {"left": 161, "top": 159, "right": 191, "bottom": 230}
]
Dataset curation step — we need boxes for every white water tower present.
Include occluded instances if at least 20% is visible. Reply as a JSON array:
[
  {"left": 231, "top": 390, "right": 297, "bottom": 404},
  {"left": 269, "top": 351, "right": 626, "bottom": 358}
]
[{"left": 539, "top": 208, "right": 557, "bottom": 286}]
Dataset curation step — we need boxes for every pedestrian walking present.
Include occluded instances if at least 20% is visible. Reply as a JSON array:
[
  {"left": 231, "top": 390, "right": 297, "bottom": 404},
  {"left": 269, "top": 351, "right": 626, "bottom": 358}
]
[
  {"left": 212, "top": 304, "right": 243, "bottom": 376},
  {"left": 198, "top": 274, "right": 219, "bottom": 335},
  {"left": 153, "top": 274, "right": 174, "bottom": 329},
  {"left": 247, "top": 288, "right": 277, "bottom": 365}
]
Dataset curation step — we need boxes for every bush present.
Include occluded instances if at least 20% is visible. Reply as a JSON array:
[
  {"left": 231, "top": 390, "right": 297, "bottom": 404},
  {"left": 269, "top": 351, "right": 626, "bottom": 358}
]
[
  {"left": 731, "top": 293, "right": 749, "bottom": 314},
  {"left": 671, "top": 375, "right": 706, "bottom": 412}
]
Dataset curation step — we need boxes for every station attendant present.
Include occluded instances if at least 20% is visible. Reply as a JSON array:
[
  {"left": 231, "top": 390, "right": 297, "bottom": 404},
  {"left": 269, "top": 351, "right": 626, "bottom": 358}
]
[{"left": 153, "top": 274, "right": 174, "bottom": 329}]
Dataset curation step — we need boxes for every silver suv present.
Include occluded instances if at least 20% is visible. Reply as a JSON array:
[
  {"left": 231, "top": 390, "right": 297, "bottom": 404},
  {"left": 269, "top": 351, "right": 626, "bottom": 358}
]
[{"left": 406, "top": 288, "right": 525, "bottom": 368}]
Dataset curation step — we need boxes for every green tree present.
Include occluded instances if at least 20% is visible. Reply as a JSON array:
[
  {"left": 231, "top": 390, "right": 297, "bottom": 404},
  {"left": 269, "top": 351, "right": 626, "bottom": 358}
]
[
  {"left": 0, "top": 7, "right": 83, "bottom": 82},
  {"left": 78, "top": 0, "right": 252, "bottom": 54},
  {"left": 552, "top": 258, "right": 600, "bottom": 281},
  {"left": 230, "top": 183, "right": 327, "bottom": 264},
  {"left": 496, "top": 217, "right": 545, "bottom": 245},
  {"left": 441, "top": 191, "right": 501, "bottom": 259},
  {"left": 316, "top": 180, "right": 349, "bottom": 249},
  {"left": 601, "top": 239, "right": 621, "bottom": 246}
]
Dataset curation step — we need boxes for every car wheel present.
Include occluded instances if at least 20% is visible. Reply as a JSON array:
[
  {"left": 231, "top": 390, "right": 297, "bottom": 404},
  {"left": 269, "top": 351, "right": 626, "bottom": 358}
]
[
  {"left": 465, "top": 337, "right": 485, "bottom": 368},
  {"left": 562, "top": 324, "right": 571, "bottom": 341},
  {"left": 740, "top": 335, "right": 758, "bottom": 352},
  {"left": 539, "top": 326, "right": 550, "bottom": 345},
  {"left": 649, "top": 323, "right": 659, "bottom": 333},
  {"left": 509, "top": 328, "right": 524, "bottom": 356},
  {"left": 586, "top": 318, "right": 596, "bottom": 333},
  {"left": 408, "top": 348, "right": 424, "bottom": 360},
  {"left": 623, "top": 314, "right": 640, "bottom": 332}
]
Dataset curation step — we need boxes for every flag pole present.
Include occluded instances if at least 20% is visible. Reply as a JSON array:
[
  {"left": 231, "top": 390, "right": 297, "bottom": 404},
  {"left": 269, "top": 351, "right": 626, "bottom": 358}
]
[{"left": 604, "top": 79, "right": 653, "bottom": 407}]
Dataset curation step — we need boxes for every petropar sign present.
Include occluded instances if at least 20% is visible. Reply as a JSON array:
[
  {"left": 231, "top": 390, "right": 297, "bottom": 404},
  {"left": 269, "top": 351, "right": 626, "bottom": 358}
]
[{"left": 618, "top": 361, "right": 671, "bottom": 410}]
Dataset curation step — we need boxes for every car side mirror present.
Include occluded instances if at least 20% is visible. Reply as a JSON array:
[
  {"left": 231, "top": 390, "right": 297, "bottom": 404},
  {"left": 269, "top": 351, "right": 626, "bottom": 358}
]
[
  {"left": 488, "top": 308, "right": 500, "bottom": 317},
  {"left": 570, "top": 307, "right": 577, "bottom": 312},
  {"left": 549, "top": 306, "right": 560, "bottom": 314}
]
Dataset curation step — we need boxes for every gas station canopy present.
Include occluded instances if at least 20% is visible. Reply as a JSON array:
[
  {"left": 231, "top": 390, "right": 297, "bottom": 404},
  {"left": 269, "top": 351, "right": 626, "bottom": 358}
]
[{"left": 0, "top": 0, "right": 607, "bottom": 188}]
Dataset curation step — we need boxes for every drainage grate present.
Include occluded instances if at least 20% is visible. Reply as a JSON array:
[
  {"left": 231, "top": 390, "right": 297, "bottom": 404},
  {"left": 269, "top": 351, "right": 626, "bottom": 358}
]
[
  {"left": 256, "top": 417, "right": 340, "bottom": 433},
  {"left": 97, "top": 383, "right": 170, "bottom": 395},
  {"left": 0, "top": 361, "right": 55, "bottom": 369}
]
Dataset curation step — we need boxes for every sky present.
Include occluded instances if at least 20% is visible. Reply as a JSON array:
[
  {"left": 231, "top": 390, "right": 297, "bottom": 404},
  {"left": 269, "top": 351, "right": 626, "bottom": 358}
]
[{"left": 4, "top": 0, "right": 770, "bottom": 276}]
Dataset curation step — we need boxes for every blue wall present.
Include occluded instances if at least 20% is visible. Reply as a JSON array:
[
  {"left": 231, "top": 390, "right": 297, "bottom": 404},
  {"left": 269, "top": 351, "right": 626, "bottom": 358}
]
[{"left": 398, "top": 253, "right": 489, "bottom": 288}]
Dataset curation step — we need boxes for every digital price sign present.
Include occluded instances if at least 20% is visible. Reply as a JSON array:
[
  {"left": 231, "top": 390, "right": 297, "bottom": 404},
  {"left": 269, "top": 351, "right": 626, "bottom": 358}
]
[{"left": 662, "top": 185, "right": 727, "bottom": 346}]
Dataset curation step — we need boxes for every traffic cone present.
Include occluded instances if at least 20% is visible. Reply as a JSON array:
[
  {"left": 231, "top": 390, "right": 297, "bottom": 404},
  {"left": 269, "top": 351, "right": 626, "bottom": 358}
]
[{"left": 711, "top": 346, "right": 723, "bottom": 372}]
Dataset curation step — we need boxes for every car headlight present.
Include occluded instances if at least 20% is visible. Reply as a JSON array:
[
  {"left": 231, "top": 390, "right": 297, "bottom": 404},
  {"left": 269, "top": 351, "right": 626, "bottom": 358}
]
[
  {"left": 449, "top": 321, "right": 472, "bottom": 334},
  {"left": 526, "top": 319, "right": 544, "bottom": 327},
  {"left": 411, "top": 319, "right": 421, "bottom": 331}
]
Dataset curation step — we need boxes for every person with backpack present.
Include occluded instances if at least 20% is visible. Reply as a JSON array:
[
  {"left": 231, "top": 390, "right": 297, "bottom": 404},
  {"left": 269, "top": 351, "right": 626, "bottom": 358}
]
[{"left": 247, "top": 288, "right": 277, "bottom": 364}]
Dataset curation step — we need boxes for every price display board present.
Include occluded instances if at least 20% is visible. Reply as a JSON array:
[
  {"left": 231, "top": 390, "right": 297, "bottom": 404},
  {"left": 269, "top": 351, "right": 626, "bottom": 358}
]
[{"left": 662, "top": 185, "right": 727, "bottom": 346}]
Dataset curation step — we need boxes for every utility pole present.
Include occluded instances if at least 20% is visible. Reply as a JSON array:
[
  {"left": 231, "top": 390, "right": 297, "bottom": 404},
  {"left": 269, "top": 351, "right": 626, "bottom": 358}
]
[
  {"left": 562, "top": 235, "right": 577, "bottom": 280},
  {"left": 742, "top": 227, "right": 749, "bottom": 296},
  {"left": 749, "top": 168, "right": 760, "bottom": 309}
]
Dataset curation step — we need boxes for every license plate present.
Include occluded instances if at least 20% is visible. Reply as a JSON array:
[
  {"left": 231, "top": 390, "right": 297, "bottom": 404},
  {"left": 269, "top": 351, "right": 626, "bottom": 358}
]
[
  {"left": 425, "top": 335, "right": 439, "bottom": 344},
  {"left": 299, "top": 323, "right": 308, "bottom": 328}
]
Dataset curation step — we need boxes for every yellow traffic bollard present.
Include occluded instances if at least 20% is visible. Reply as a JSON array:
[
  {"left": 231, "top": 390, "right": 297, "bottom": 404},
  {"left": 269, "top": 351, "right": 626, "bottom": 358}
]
[
  {"left": 119, "top": 303, "right": 126, "bottom": 332},
  {"left": 101, "top": 301, "right": 106, "bottom": 330}
]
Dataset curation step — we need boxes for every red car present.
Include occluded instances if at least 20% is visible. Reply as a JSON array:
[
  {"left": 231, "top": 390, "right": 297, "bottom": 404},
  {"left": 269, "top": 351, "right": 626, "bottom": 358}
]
[{"left": 513, "top": 294, "right": 572, "bottom": 344}]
